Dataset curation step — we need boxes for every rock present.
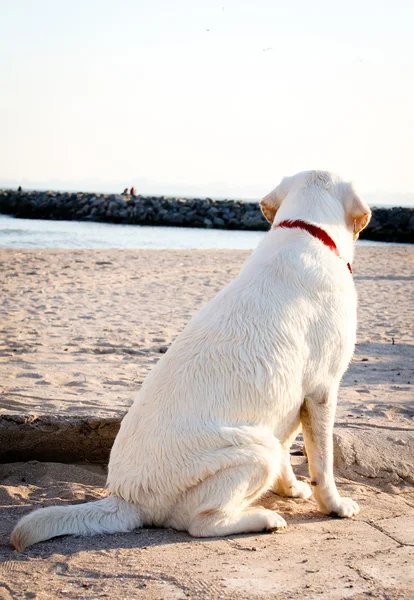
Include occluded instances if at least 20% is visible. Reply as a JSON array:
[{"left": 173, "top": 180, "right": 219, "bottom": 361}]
[
  {"left": 240, "top": 215, "right": 267, "bottom": 230},
  {"left": 0, "top": 414, "right": 121, "bottom": 463},
  {"left": 388, "top": 207, "right": 410, "bottom": 228},
  {"left": 207, "top": 207, "right": 219, "bottom": 217},
  {"left": 365, "top": 215, "right": 380, "bottom": 230},
  {"left": 333, "top": 427, "right": 414, "bottom": 485},
  {"left": 167, "top": 213, "right": 185, "bottom": 225}
]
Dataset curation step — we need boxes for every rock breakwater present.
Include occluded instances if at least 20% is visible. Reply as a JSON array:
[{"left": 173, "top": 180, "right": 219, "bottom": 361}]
[{"left": 0, "top": 189, "right": 413, "bottom": 242}]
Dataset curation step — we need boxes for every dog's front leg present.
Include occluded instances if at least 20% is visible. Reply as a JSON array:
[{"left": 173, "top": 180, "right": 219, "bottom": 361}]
[{"left": 300, "top": 394, "right": 359, "bottom": 518}]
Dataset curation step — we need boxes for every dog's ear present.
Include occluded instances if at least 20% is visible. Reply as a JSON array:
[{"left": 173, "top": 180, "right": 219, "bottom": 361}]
[
  {"left": 351, "top": 195, "right": 371, "bottom": 238},
  {"left": 260, "top": 176, "right": 292, "bottom": 224},
  {"left": 260, "top": 189, "right": 282, "bottom": 224},
  {"left": 339, "top": 182, "right": 371, "bottom": 239}
]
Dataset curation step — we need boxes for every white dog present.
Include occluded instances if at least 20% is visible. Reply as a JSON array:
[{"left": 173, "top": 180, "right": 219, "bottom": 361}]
[{"left": 11, "top": 170, "right": 371, "bottom": 551}]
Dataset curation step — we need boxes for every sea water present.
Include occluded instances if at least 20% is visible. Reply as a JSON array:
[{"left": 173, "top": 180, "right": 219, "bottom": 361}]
[{"left": 0, "top": 214, "right": 400, "bottom": 250}]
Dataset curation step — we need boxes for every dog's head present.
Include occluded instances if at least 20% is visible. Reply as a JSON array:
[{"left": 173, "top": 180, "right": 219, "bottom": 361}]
[{"left": 260, "top": 171, "right": 371, "bottom": 239}]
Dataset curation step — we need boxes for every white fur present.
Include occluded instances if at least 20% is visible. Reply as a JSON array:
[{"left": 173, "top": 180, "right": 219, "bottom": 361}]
[{"left": 11, "top": 170, "right": 371, "bottom": 550}]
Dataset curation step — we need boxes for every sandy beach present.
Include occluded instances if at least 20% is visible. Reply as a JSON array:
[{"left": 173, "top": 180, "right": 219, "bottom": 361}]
[
  {"left": 0, "top": 246, "right": 413, "bottom": 598},
  {"left": 1, "top": 247, "right": 413, "bottom": 422}
]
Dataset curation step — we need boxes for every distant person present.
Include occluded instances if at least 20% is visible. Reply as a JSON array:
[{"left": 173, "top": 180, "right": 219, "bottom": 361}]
[
  {"left": 122, "top": 188, "right": 129, "bottom": 195},
  {"left": 17, "top": 186, "right": 22, "bottom": 193},
  {"left": 130, "top": 187, "right": 137, "bottom": 196}
]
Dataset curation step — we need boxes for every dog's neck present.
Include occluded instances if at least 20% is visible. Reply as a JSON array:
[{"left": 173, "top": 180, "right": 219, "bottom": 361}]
[
  {"left": 272, "top": 192, "right": 355, "bottom": 266},
  {"left": 274, "top": 220, "right": 353, "bottom": 274}
]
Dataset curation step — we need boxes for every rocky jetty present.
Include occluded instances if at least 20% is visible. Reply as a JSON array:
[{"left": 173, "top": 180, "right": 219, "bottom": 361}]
[{"left": 0, "top": 189, "right": 413, "bottom": 242}]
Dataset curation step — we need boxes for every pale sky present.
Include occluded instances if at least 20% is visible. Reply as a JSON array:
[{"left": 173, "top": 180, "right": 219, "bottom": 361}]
[{"left": 1, "top": 0, "right": 414, "bottom": 203}]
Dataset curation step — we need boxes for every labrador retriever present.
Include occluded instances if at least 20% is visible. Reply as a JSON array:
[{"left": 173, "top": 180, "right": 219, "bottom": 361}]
[{"left": 11, "top": 170, "right": 371, "bottom": 550}]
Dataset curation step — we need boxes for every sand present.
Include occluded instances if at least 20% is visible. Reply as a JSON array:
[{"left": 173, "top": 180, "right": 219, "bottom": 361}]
[
  {"left": 0, "top": 246, "right": 413, "bottom": 598},
  {"left": 1, "top": 247, "right": 412, "bottom": 423}
]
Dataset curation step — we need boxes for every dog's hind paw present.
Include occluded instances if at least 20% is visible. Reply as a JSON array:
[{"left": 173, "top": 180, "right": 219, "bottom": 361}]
[
  {"left": 264, "top": 511, "right": 287, "bottom": 531},
  {"left": 289, "top": 480, "right": 312, "bottom": 500}
]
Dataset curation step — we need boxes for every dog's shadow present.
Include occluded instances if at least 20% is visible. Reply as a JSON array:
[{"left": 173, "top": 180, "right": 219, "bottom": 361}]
[{"left": 0, "top": 491, "right": 330, "bottom": 564}]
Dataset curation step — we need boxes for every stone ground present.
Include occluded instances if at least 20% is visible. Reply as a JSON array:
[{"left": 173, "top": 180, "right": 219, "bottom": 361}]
[{"left": 0, "top": 458, "right": 413, "bottom": 599}]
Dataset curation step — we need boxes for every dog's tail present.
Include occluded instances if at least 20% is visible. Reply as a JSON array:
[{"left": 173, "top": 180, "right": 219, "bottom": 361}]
[{"left": 11, "top": 495, "right": 142, "bottom": 551}]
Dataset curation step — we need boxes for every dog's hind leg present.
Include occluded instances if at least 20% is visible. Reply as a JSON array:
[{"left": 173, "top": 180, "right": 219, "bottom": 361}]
[
  {"left": 272, "top": 448, "right": 312, "bottom": 499},
  {"left": 271, "top": 425, "right": 311, "bottom": 500},
  {"left": 189, "top": 501, "right": 287, "bottom": 538},
  {"left": 169, "top": 443, "right": 287, "bottom": 538}
]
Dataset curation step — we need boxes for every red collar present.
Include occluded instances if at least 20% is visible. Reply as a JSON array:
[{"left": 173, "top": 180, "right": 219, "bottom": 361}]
[{"left": 275, "top": 219, "right": 352, "bottom": 274}]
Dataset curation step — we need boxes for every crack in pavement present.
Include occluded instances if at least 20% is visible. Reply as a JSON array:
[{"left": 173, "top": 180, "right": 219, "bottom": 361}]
[
  {"left": 335, "top": 421, "right": 414, "bottom": 432},
  {"left": 364, "top": 519, "right": 414, "bottom": 547}
]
